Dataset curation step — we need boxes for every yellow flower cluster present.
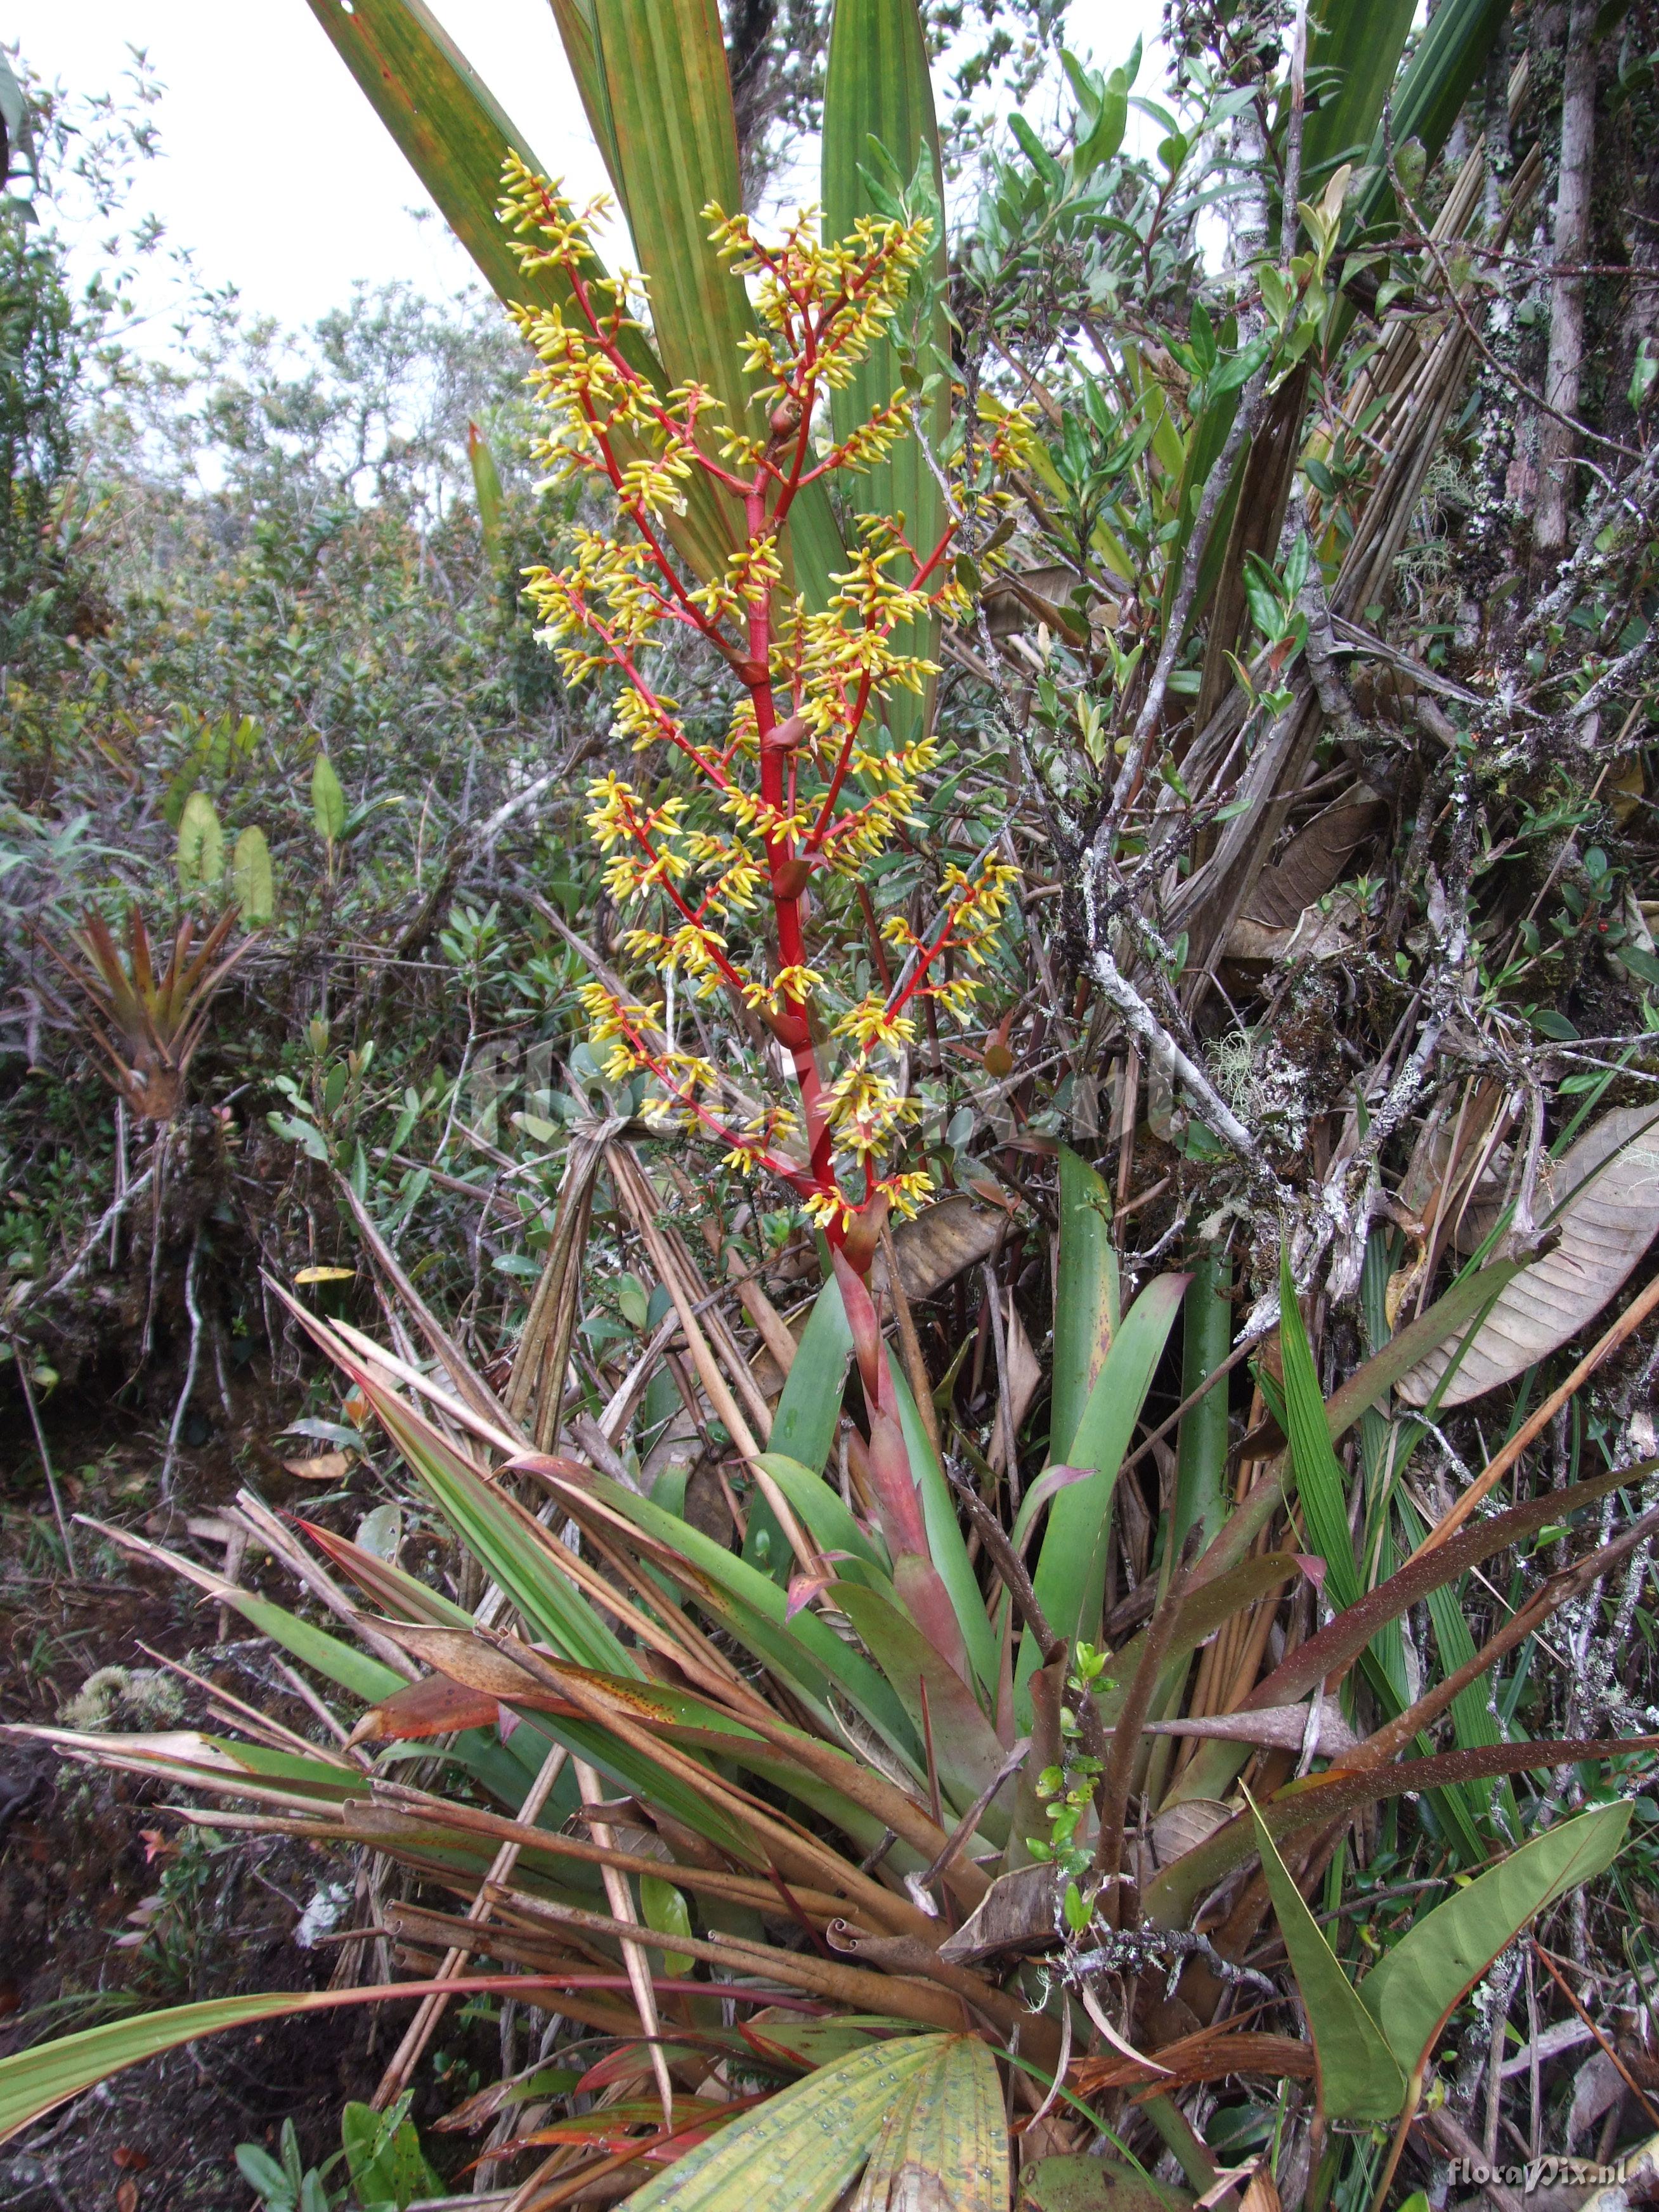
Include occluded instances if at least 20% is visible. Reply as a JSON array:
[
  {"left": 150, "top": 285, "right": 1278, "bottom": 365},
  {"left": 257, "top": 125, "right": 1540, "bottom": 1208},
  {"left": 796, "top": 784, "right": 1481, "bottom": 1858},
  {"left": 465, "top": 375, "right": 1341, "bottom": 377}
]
[
  {"left": 576, "top": 978, "right": 660, "bottom": 1084},
  {"left": 688, "top": 531, "right": 785, "bottom": 630},
  {"left": 721, "top": 1104, "right": 802, "bottom": 1174},
  {"left": 706, "top": 201, "right": 934, "bottom": 434},
  {"left": 501, "top": 160, "right": 1017, "bottom": 1239},
  {"left": 823, "top": 1064, "right": 921, "bottom": 1156},
  {"left": 586, "top": 774, "right": 763, "bottom": 960},
  {"left": 881, "top": 856, "right": 1021, "bottom": 1010}
]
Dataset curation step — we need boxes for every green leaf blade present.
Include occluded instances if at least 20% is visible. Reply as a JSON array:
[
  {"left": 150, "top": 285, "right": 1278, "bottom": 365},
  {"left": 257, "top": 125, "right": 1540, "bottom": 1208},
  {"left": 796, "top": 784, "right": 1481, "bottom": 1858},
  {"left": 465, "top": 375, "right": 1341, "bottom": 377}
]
[
  {"left": 588, "top": 0, "right": 755, "bottom": 445},
  {"left": 1278, "top": 1251, "right": 1360, "bottom": 1610},
  {"left": 622, "top": 2036, "right": 940, "bottom": 2211},
  {"left": 176, "top": 790, "right": 224, "bottom": 892},
  {"left": 822, "top": 0, "right": 947, "bottom": 677},
  {"left": 311, "top": 754, "right": 346, "bottom": 845},
  {"left": 1249, "top": 1796, "right": 1407, "bottom": 2122},
  {"left": 1050, "top": 1146, "right": 1119, "bottom": 1465},
  {"left": 231, "top": 825, "right": 274, "bottom": 927},
  {"left": 1360, "top": 1802, "right": 1632, "bottom": 2077},
  {"left": 767, "top": 1280, "right": 854, "bottom": 1475},
  {"left": 1022, "top": 1272, "right": 1187, "bottom": 1705}
]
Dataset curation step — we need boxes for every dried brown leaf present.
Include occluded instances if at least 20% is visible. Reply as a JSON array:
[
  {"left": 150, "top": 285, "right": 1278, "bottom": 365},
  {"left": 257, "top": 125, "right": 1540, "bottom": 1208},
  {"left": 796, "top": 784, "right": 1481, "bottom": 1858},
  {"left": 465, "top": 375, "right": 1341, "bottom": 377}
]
[
  {"left": 1150, "top": 1798, "right": 1233, "bottom": 1868},
  {"left": 980, "top": 564, "right": 1083, "bottom": 640},
  {"left": 1226, "top": 892, "right": 1363, "bottom": 965},
  {"left": 869, "top": 1195, "right": 1006, "bottom": 1305},
  {"left": 280, "top": 1450, "right": 351, "bottom": 1482},
  {"left": 935, "top": 1862, "right": 1064, "bottom": 1966},
  {"left": 1239, "top": 795, "right": 1387, "bottom": 930},
  {"left": 1396, "top": 1103, "right": 1659, "bottom": 1407}
]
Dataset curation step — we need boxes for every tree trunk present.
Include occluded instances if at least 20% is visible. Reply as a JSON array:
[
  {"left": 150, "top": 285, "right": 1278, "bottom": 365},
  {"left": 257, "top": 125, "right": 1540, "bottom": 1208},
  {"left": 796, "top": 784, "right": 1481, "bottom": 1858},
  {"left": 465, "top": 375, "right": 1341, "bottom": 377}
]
[{"left": 1533, "top": 0, "right": 1601, "bottom": 563}]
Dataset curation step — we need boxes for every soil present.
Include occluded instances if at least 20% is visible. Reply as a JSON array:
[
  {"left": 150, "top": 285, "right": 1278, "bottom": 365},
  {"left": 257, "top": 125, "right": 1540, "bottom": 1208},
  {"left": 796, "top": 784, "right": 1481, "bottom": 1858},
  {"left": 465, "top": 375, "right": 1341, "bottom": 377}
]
[{"left": 0, "top": 1360, "right": 389, "bottom": 2212}]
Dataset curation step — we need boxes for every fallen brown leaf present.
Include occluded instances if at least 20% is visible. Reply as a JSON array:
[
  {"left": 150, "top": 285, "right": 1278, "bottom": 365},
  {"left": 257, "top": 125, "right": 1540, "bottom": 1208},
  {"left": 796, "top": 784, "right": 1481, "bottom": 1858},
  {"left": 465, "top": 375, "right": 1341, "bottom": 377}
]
[
  {"left": 869, "top": 1194, "right": 1008, "bottom": 1304},
  {"left": 281, "top": 1449, "right": 351, "bottom": 1481},
  {"left": 1397, "top": 1102, "right": 1659, "bottom": 1406}
]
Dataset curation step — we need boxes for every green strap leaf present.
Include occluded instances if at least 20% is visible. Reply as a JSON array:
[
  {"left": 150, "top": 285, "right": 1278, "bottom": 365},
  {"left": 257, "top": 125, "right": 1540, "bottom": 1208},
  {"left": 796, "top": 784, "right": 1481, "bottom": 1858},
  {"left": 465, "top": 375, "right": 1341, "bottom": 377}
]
[
  {"left": 1321, "top": 1258, "right": 1521, "bottom": 1443},
  {"left": 1022, "top": 1273, "right": 1188, "bottom": 1708},
  {"left": 751, "top": 1452, "right": 889, "bottom": 1574},
  {"left": 1050, "top": 1145, "right": 1119, "bottom": 1464},
  {"left": 641, "top": 1873, "right": 697, "bottom": 1977},
  {"left": 549, "top": 0, "right": 845, "bottom": 601},
  {"left": 576, "top": 1470, "right": 923, "bottom": 1764},
  {"left": 1350, "top": 0, "right": 1513, "bottom": 227},
  {"left": 0, "top": 1979, "right": 570, "bottom": 2146},
  {"left": 1278, "top": 1250, "right": 1360, "bottom": 1610},
  {"left": 467, "top": 419, "right": 504, "bottom": 561},
  {"left": 337, "top": 1356, "right": 639, "bottom": 1677},
  {"left": 1145, "top": 1743, "right": 1650, "bottom": 1931},
  {"left": 822, "top": 0, "right": 949, "bottom": 705},
  {"left": 832, "top": 1581, "right": 1012, "bottom": 1831},
  {"left": 1249, "top": 1794, "right": 1407, "bottom": 2121},
  {"left": 545, "top": 0, "right": 620, "bottom": 179},
  {"left": 587, "top": 0, "right": 755, "bottom": 444},
  {"left": 1298, "top": 0, "right": 1417, "bottom": 192},
  {"left": 1173, "top": 1247, "right": 1232, "bottom": 1553},
  {"left": 304, "top": 0, "right": 732, "bottom": 583},
  {"left": 769, "top": 1278, "right": 854, "bottom": 1474},
  {"left": 890, "top": 1358, "right": 1000, "bottom": 1698},
  {"left": 743, "top": 1281, "right": 856, "bottom": 1588},
  {"left": 304, "top": 0, "right": 569, "bottom": 311},
  {"left": 228, "top": 1594, "right": 405, "bottom": 1706}
]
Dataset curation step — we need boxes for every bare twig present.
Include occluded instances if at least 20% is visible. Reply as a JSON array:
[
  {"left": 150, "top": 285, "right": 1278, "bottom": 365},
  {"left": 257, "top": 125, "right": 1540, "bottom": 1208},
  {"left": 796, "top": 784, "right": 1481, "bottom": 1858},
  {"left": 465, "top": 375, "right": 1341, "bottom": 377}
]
[
  {"left": 159, "top": 1226, "right": 204, "bottom": 1497},
  {"left": 11, "top": 1339, "right": 78, "bottom": 1580}
]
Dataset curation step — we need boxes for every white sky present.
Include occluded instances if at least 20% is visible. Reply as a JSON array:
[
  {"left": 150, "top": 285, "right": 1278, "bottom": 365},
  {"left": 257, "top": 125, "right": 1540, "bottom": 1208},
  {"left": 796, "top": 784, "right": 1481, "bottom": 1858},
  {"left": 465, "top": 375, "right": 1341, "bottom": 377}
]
[{"left": 21, "top": 1, "right": 1164, "bottom": 345}]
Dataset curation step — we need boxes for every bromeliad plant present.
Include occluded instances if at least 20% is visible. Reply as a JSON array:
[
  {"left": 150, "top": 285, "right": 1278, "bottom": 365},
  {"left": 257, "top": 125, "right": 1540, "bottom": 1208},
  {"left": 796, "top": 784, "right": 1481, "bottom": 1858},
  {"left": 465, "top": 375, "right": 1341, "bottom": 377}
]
[
  {"left": 501, "top": 158, "right": 1023, "bottom": 1247},
  {"left": 37, "top": 901, "right": 256, "bottom": 1122},
  {"left": 6, "top": 1145, "right": 1658, "bottom": 2208}
]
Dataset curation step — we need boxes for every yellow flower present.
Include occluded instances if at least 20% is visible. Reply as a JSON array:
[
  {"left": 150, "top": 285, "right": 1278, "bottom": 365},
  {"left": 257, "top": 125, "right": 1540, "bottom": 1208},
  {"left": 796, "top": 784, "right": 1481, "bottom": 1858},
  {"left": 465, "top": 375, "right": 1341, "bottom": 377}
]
[
  {"left": 876, "top": 1168, "right": 935, "bottom": 1220},
  {"left": 803, "top": 1189, "right": 855, "bottom": 1233},
  {"left": 823, "top": 1066, "right": 920, "bottom": 1157},
  {"left": 831, "top": 994, "right": 918, "bottom": 1051}
]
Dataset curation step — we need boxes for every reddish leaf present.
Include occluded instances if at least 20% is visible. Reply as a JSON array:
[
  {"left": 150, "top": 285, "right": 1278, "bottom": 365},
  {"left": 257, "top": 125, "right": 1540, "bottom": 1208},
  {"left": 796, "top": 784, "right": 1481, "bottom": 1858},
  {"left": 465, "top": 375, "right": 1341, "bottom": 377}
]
[{"left": 349, "top": 1674, "right": 505, "bottom": 1743}]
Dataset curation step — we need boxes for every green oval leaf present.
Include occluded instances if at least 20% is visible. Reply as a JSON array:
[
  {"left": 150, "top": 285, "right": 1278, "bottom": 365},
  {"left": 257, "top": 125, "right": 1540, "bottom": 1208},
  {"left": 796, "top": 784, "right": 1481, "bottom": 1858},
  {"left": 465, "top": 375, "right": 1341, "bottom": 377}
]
[
  {"left": 1249, "top": 1793, "right": 1407, "bottom": 2122},
  {"left": 232, "top": 824, "right": 275, "bottom": 927},
  {"left": 176, "top": 789, "right": 224, "bottom": 892},
  {"left": 641, "top": 1872, "right": 696, "bottom": 1977},
  {"left": 311, "top": 754, "right": 347, "bottom": 844}
]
